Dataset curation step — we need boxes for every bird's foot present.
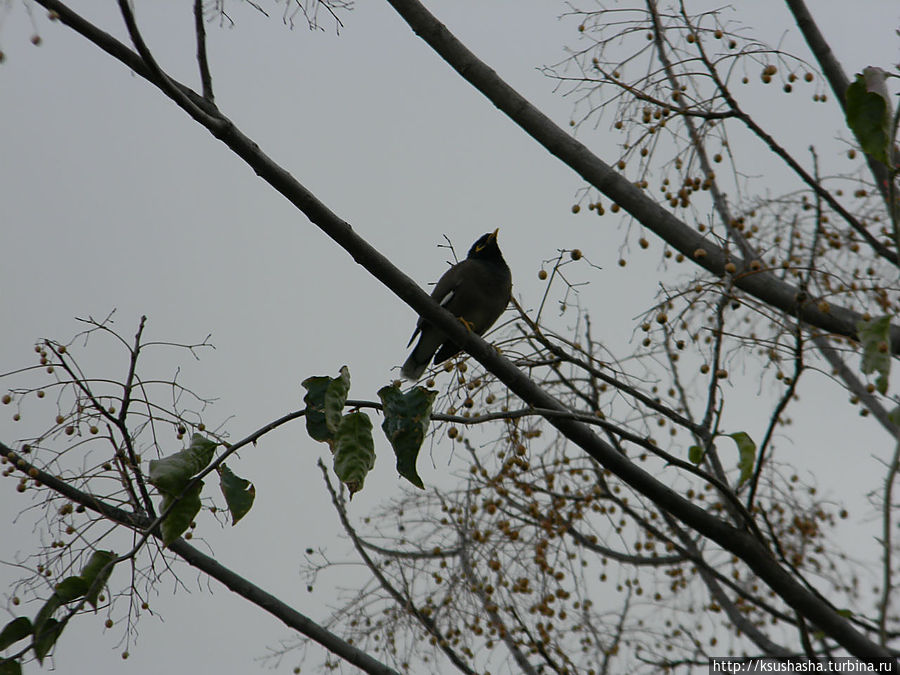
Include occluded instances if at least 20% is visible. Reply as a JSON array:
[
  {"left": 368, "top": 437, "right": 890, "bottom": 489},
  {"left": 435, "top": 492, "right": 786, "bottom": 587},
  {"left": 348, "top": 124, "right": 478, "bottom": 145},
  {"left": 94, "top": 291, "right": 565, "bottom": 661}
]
[{"left": 458, "top": 317, "right": 476, "bottom": 331}]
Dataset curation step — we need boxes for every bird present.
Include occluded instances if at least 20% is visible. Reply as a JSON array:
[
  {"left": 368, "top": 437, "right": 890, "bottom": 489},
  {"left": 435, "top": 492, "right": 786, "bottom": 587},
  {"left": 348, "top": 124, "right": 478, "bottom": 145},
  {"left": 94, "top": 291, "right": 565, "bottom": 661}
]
[{"left": 401, "top": 229, "right": 512, "bottom": 381}]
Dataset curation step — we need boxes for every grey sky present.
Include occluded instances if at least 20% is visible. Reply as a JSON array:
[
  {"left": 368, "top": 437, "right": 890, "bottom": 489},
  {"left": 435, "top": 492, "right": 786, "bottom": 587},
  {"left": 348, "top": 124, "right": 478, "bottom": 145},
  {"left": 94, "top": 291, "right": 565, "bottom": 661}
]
[{"left": 2, "top": 1, "right": 899, "bottom": 673}]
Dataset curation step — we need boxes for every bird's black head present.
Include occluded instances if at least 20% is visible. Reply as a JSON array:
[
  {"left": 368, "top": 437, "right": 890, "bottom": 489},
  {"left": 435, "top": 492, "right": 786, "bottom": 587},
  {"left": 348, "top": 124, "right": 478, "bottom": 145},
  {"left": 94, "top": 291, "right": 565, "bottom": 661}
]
[{"left": 466, "top": 229, "right": 504, "bottom": 262}]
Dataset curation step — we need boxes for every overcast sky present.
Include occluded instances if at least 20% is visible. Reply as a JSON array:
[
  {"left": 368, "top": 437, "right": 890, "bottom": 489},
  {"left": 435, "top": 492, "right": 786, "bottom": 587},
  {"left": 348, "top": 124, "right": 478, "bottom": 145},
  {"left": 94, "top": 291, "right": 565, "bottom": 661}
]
[{"left": 2, "top": 1, "right": 899, "bottom": 673}]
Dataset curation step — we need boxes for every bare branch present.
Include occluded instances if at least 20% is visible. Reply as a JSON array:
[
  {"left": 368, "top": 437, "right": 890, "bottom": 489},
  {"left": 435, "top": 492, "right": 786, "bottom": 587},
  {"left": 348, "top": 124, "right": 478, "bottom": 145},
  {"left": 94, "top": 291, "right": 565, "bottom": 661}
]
[
  {"left": 784, "top": 0, "right": 894, "bottom": 207},
  {"left": 194, "top": 0, "right": 215, "bottom": 101},
  {"left": 0, "top": 440, "right": 400, "bottom": 675}
]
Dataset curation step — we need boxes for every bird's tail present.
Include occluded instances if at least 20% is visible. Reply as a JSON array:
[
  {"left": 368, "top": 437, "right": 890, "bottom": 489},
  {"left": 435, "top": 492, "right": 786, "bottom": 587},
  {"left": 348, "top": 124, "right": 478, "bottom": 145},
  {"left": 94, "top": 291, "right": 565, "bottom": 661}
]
[
  {"left": 401, "top": 353, "right": 427, "bottom": 381},
  {"left": 401, "top": 335, "right": 440, "bottom": 381}
]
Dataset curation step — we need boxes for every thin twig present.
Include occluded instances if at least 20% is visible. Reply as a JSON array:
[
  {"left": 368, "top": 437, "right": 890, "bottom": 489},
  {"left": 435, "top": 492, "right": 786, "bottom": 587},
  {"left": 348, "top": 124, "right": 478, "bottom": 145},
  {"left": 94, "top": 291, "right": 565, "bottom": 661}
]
[
  {"left": 193, "top": 0, "right": 215, "bottom": 101},
  {"left": 318, "top": 460, "right": 479, "bottom": 675},
  {"left": 0, "top": 440, "right": 400, "bottom": 675}
]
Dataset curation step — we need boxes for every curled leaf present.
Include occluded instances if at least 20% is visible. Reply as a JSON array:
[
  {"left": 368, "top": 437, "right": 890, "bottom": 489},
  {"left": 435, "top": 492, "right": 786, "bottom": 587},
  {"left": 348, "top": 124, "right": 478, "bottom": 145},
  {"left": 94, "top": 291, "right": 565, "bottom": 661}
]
[
  {"left": 33, "top": 618, "right": 62, "bottom": 664},
  {"left": 219, "top": 464, "right": 256, "bottom": 525},
  {"left": 0, "top": 617, "right": 32, "bottom": 651},
  {"left": 53, "top": 576, "right": 89, "bottom": 603},
  {"left": 159, "top": 480, "right": 203, "bottom": 546},
  {"left": 79, "top": 550, "right": 117, "bottom": 608},
  {"left": 332, "top": 412, "right": 375, "bottom": 497},
  {"left": 378, "top": 384, "right": 436, "bottom": 489},
  {"left": 148, "top": 434, "right": 217, "bottom": 496},
  {"left": 302, "top": 366, "right": 351, "bottom": 448},
  {"left": 857, "top": 315, "right": 892, "bottom": 394},
  {"left": 846, "top": 68, "right": 893, "bottom": 166},
  {"left": 728, "top": 432, "right": 757, "bottom": 487}
]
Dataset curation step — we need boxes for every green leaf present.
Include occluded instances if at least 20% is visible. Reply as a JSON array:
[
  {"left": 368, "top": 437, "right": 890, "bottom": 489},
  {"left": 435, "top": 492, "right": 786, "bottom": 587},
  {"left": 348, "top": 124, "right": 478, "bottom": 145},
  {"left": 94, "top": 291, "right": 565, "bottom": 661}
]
[
  {"left": 728, "top": 432, "right": 757, "bottom": 487},
  {"left": 688, "top": 445, "right": 705, "bottom": 464},
  {"left": 32, "top": 617, "right": 63, "bottom": 664},
  {"left": 0, "top": 617, "right": 32, "bottom": 651},
  {"left": 378, "top": 384, "right": 436, "bottom": 489},
  {"left": 889, "top": 406, "right": 900, "bottom": 428},
  {"left": 301, "top": 377, "right": 332, "bottom": 442},
  {"left": 53, "top": 576, "right": 89, "bottom": 603},
  {"left": 857, "top": 315, "right": 892, "bottom": 394},
  {"left": 32, "top": 594, "right": 61, "bottom": 642},
  {"left": 218, "top": 464, "right": 255, "bottom": 525},
  {"left": 302, "top": 366, "right": 351, "bottom": 446},
  {"left": 45, "top": 551, "right": 116, "bottom": 611},
  {"left": 325, "top": 366, "right": 351, "bottom": 432},
  {"left": 79, "top": 550, "right": 116, "bottom": 609},
  {"left": 332, "top": 412, "right": 375, "bottom": 497},
  {"left": 159, "top": 480, "right": 203, "bottom": 546},
  {"left": 846, "top": 68, "right": 892, "bottom": 165},
  {"left": 0, "top": 658, "right": 23, "bottom": 675},
  {"left": 148, "top": 434, "right": 217, "bottom": 496}
]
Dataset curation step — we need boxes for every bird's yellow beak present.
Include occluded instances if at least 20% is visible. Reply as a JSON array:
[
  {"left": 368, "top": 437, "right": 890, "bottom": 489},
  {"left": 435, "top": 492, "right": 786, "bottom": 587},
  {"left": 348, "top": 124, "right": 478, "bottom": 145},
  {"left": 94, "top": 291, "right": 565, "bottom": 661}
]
[{"left": 490, "top": 228, "right": 499, "bottom": 240}]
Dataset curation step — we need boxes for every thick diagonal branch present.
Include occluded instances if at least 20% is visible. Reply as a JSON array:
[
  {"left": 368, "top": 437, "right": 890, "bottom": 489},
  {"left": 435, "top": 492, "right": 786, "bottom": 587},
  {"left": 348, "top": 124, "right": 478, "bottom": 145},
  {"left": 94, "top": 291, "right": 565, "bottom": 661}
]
[{"left": 382, "top": 0, "right": 900, "bottom": 348}]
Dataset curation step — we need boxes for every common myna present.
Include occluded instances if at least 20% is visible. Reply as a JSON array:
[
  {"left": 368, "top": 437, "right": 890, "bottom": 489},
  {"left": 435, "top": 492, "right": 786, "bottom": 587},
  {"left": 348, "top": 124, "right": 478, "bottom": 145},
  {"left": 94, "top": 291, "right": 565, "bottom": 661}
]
[{"left": 401, "top": 229, "right": 512, "bottom": 380}]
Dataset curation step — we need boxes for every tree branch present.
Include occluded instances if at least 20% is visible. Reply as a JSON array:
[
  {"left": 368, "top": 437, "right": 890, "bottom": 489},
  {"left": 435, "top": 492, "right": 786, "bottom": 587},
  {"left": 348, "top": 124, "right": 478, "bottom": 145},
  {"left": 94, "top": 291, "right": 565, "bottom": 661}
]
[
  {"left": 382, "top": 0, "right": 900, "bottom": 343},
  {"left": 193, "top": 0, "right": 214, "bottom": 101},
  {"left": 0, "top": 439, "right": 400, "bottom": 675},
  {"left": 784, "top": 0, "right": 894, "bottom": 206},
  {"left": 28, "top": 0, "right": 898, "bottom": 660},
  {"left": 319, "top": 460, "right": 478, "bottom": 675},
  {"left": 116, "top": 0, "right": 221, "bottom": 128}
]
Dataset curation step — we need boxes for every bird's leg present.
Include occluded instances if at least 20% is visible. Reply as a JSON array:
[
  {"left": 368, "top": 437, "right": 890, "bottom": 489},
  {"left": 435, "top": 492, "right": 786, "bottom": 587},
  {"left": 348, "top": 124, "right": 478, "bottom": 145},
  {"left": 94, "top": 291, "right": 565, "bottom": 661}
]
[{"left": 457, "top": 317, "right": 476, "bottom": 331}]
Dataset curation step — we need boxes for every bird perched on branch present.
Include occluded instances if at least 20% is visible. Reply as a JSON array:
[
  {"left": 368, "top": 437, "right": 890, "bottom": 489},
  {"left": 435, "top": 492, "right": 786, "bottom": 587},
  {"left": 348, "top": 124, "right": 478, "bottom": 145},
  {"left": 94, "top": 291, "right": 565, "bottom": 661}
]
[{"left": 401, "top": 229, "right": 512, "bottom": 381}]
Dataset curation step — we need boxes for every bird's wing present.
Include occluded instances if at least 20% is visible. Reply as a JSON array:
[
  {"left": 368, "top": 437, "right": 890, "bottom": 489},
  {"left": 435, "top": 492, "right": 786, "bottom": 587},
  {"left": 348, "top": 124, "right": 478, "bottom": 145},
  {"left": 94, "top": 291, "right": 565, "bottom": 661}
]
[
  {"left": 430, "top": 260, "right": 469, "bottom": 307},
  {"left": 406, "top": 260, "right": 469, "bottom": 347}
]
